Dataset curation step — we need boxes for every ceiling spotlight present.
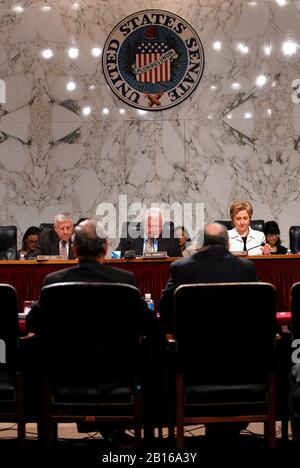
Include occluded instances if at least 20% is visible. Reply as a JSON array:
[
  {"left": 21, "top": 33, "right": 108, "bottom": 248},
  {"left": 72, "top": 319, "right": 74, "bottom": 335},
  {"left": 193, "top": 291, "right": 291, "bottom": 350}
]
[
  {"left": 244, "top": 112, "right": 252, "bottom": 119},
  {"left": 66, "top": 81, "right": 76, "bottom": 91},
  {"left": 256, "top": 75, "right": 267, "bottom": 87},
  {"left": 102, "top": 107, "right": 110, "bottom": 115},
  {"left": 13, "top": 5, "right": 24, "bottom": 13},
  {"left": 213, "top": 41, "right": 222, "bottom": 51},
  {"left": 68, "top": 48, "right": 79, "bottom": 59},
  {"left": 82, "top": 106, "right": 91, "bottom": 116},
  {"left": 119, "top": 108, "right": 125, "bottom": 115},
  {"left": 282, "top": 40, "right": 297, "bottom": 56},
  {"left": 91, "top": 47, "right": 102, "bottom": 57},
  {"left": 238, "top": 43, "right": 249, "bottom": 54},
  {"left": 231, "top": 82, "right": 241, "bottom": 90},
  {"left": 41, "top": 49, "right": 53, "bottom": 59}
]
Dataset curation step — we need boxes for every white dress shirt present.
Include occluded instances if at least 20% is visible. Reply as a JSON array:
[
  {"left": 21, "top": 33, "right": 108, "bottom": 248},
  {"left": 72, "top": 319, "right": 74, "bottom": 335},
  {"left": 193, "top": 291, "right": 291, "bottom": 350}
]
[{"left": 228, "top": 227, "right": 266, "bottom": 256}]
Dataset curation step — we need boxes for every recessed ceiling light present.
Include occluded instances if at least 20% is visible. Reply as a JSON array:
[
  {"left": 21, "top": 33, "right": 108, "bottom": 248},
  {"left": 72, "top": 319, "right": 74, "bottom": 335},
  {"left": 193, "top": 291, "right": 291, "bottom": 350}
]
[
  {"left": 119, "top": 108, "right": 125, "bottom": 115},
  {"left": 89, "top": 85, "right": 96, "bottom": 90},
  {"left": 91, "top": 47, "right": 102, "bottom": 57},
  {"left": 82, "top": 106, "right": 91, "bottom": 116},
  {"left": 231, "top": 82, "right": 241, "bottom": 90},
  {"left": 244, "top": 112, "right": 252, "bottom": 119},
  {"left": 210, "top": 85, "right": 217, "bottom": 90},
  {"left": 213, "top": 41, "right": 222, "bottom": 51},
  {"left": 102, "top": 107, "right": 110, "bottom": 115},
  {"left": 68, "top": 48, "right": 79, "bottom": 59},
  {"left": 66, "top": 81, "right": 76, "bottom": 91},
  {"left": 282, "top": 40, "right": 297, "bottom": 56},
  {"left": 227, "top": 114, "right": 232, "bottom": 119},
  {"left": 256, "top": 75, "right": 267, "bottom": 87},
  {"left": 13, "top": 5, "right": 24, "bottom": 13},
  {"left": 41, "top": 49, "right": 53, "bottom": 59},
  {"left": 238, "top": 43, "right": 249, "bottom": 54}
]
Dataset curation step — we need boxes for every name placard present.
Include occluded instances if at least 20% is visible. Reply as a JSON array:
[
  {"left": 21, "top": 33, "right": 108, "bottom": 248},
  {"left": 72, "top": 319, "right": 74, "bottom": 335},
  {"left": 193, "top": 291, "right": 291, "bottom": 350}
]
[
  {"left": 36, "top": 255, "right": 64, "bottom": 261},
  {"left": 143, "top": 251, "right": 168, "bottom": 259}
]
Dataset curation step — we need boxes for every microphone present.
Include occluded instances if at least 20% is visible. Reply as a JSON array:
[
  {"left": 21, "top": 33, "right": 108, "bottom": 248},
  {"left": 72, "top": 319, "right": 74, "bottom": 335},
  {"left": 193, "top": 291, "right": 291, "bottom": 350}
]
[{"left": 247, "top": 242, "right": 265, "bottom": 253}]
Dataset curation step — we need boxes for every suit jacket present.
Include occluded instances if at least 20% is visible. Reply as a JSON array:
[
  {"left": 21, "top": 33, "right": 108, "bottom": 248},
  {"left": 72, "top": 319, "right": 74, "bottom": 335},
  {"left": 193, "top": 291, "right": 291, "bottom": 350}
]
[
  {"left": 159, "top": 245, "right": 257, "bottom": 333},
  {"left": 26, "top": 259, "right": 157, "bottom": 336},
  {"left": 31, "top": 228, "right": 75, "bottom": 259},
  {"left": 228, "top": 227, "right": 265, "bottom": 256},
  {"left": 116, "top": 223, "right": 182, "bottom": 257}
]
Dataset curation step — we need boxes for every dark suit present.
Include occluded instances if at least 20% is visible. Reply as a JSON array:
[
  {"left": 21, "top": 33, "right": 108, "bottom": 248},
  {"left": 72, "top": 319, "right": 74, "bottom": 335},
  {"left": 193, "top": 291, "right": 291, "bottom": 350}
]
[
  {"left": 31, "top": 228, "right": 75, "bottom": 259},
  {"left": 159, "top": 245, "right": 257, "bottom": 333},
  {"left": 116, "top": 223, "right": 182, "bottom": 257},
  {"left": 26, "top": 259, "right": 156, "bottom": 336}
]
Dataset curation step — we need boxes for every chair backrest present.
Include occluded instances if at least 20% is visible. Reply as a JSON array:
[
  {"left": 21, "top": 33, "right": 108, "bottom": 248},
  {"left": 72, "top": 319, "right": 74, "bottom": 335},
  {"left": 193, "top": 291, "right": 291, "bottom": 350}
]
[
  {"left": 39, "top": 223, "right": 54, "bottom": 232},
  {"left": 289, "top": 226, "right": 300, "bottom": 253},
  {"left": 174, "top": 282, "right": 276, "bottom": 383},
  {"left": 0, "top": 284, "right": 19, "bottom": 365},
  {"left": 291, "top": 282, "right": 300, "bottom": 339},
  {"left": 39, "top": 282, "right": 142, "bottom": 380},
  {"left": 215, "top": 220, "right": 265, "bottom": 232},
  {"left": 0, "top": 226, "right": 17, "bottom": 260}
]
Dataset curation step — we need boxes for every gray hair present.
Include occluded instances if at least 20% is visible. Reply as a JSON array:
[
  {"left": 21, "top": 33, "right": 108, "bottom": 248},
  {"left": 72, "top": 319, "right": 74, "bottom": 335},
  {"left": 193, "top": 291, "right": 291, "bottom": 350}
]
[{"left": 54, "top": 212, "right": 73, "bottom": 224}]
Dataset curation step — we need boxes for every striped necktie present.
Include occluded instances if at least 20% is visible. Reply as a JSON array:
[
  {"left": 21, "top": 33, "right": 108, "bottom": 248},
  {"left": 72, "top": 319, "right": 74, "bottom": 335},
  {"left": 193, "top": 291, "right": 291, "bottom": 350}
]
[{"left": 60, "top": 241, "right": 68, "bottom": 259}]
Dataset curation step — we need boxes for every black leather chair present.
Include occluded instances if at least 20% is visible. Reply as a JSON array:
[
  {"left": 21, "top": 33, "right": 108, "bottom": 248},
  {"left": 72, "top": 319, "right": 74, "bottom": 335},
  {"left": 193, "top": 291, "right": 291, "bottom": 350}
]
[
  {"left": 215, "top": 220, "right": 265, "bottom": 232},
  {"left": 0, "top": 226, "right": 17, "bottom": 260},
  {"left": 0, "top": 284, "right": 25, "bottom": 446},
  {"left": 39, "top": 282, "right": 144, "bottom": 447},
  {"left": 289, "top": 226, "right": 300, "bottom": 253},
  {"left": 291, "top": 282, "right": 300, "bottom": 338},
  {"left": 173, "top": 282, "right": 277, "bottom": 448},
  {"left": 39, "top": 223, "right": 54, "bottom": 232}
]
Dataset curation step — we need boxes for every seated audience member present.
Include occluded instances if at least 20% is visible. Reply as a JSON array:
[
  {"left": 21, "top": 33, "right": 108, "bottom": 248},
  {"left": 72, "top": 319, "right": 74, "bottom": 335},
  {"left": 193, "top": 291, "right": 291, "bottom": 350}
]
[
  {"left": 31, "top": 212, "right": 74, "bottom": 259},
  {"left": 263, "top": 221, "right": 288, "bottom": 255},
  {"left": 160, "top": 222, "right": 257, "bottom": 334},
  {"left": 290, "top": 362, "right": 300, "bottom": 443},
  {"left": 25, "top": 219, "right": 158, "bottom": 444},
  {"left": 116, "top": 207, "right": 182, "bottom": 257},
  {"left": 159, "top": 222, "right": 257, "bottom": 444},
  {"left": 19, "top": 226, "right": 41, "bottom": 259},
  {"left": 228, "top": 200, "right": 268, "bottom": 255}
]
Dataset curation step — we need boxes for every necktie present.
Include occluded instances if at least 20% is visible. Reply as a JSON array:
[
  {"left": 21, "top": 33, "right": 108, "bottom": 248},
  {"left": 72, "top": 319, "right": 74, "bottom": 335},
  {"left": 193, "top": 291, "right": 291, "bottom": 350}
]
[
  {"left": 145, "top": 238, "right": 154, "bottom": 252},
  {"left": 60, "top": 241, "right": 68, "bottom": 259},
  {"left": 241, "top": 236, "right": 247, "bottom": 252}
]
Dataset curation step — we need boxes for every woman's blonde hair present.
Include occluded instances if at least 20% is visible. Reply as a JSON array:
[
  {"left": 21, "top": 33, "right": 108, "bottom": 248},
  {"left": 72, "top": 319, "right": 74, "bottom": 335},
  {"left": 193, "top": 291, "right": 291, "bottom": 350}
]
[{"left": 229, "top": 200, "right": 253, "bottom": 222}]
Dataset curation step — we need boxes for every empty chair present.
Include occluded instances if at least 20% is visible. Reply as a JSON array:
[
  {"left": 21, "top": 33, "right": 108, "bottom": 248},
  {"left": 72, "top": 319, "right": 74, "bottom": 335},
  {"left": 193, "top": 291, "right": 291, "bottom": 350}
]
[
  {"left": 215, "top": 220, "right": 265, "bottom": 232},
  {"left": 289, "top": 226, "right": 300, "bottom": 254},
  {"left": 0, "top": 226, "right": 17, "bottom": 260},
  {"left": 0, "top": 284, "right": 25, "bottom": 446},
  {"left": 39, "top": 282, "right": 144, "bottom": 447},
  {"left": 173, "top": 282, "right": 277, "bottom": 448}
]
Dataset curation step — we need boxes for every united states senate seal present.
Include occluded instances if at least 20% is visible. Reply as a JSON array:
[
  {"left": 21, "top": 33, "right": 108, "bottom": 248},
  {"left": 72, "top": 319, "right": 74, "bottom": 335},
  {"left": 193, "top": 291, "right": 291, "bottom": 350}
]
[{"left": 102, "top": 10, "right": 205, "bottom": 111}]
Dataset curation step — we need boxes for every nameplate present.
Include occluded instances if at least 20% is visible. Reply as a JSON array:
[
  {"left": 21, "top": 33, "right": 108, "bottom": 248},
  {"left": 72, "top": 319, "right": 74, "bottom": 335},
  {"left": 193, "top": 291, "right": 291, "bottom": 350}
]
[
  {"left": 36, "top": 255, "right": 64, "bottom": 261},
  {"left": 143, "top": 251, "right": 168, "bottom": 259},
  {"left": 231, "top": 251, "right": 247, "bottom": 256}
]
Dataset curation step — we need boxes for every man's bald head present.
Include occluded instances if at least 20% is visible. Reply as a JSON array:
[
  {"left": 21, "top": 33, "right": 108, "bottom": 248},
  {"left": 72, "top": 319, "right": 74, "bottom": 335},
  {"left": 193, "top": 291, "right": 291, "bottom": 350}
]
[
  {"left": 72, "top": 220, "right": 108, "bottom": 259},
  {"left": 203, "top": 223, "right": 229, "bottom": 249}
]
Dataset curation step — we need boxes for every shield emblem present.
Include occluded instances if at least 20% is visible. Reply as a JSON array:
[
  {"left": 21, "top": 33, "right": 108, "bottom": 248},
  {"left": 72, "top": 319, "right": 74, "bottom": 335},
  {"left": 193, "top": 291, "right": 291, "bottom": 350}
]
[{"left": 134, "top": 41, "right": 171, "bottom": 84}]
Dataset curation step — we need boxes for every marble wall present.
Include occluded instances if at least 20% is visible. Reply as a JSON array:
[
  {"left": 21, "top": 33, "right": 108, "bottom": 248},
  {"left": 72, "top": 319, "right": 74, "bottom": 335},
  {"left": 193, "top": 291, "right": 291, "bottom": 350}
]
[{"left": 0, "top": 0, "right": 300, "bottom": 248}]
